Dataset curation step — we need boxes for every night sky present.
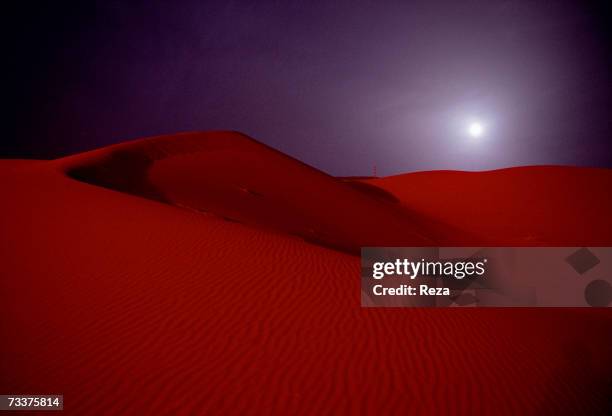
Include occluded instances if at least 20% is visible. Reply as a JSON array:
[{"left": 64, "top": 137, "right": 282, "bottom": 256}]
[{"left": 5, "top": 0, "right": 612, "bottom": 175}]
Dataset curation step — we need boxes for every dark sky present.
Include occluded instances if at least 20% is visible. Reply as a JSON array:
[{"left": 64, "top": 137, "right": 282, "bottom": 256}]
[{"left": 5, "top": 0, "right": 612, "bottom": 175}]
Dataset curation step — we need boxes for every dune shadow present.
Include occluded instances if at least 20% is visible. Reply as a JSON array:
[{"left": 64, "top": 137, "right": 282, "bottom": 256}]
[
  {"left": 67, "top": 148, "right": 169, "bottom": 204},
  {"left": 340, "top": 179, "right": 400, "bottom": 204}
]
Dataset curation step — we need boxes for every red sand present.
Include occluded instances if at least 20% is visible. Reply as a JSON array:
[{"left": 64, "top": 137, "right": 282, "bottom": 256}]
[
  {"left": 1, "top": 131, "right": 611, "bottom": 415},
  {"left": 363, "top": 167, "right": 612, "bottom": 245}
]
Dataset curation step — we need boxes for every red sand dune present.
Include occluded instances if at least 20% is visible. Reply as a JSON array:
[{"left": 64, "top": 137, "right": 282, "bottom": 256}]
[
  {"left": 363, "top": 167, "right": 612, "bottom": 245},
  {"left": 0, "top": 131, "right": 611, "bottom": 415}
]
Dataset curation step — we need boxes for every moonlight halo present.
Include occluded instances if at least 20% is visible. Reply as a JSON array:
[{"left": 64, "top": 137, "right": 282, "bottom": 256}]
[{"left": 468, "top": 121, "right": 485, "bottom": 139}]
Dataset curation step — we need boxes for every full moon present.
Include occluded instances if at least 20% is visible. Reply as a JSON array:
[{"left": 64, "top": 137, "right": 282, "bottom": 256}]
[{"left": 468, "top": 122, "right": 484, "bottom": 138}]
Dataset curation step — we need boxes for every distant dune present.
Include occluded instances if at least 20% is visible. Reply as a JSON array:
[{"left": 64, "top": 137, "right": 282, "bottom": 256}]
[
  {"left": 363, "top": 166, "right": 612, "bottom": 245},
  {"left": 1, "top": 131, "right": 611, "bottom": 415}
]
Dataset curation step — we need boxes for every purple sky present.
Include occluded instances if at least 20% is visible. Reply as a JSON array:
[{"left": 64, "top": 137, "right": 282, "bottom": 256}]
[{"left": 6, "top": 0, "right": 612, "bottom": 175}]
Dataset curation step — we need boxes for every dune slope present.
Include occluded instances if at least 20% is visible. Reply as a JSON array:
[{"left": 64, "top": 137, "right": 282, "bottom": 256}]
[
  {"left": 63, "top": 131, "right": 470, "bottom": 252},
  {"left": 1, "top": 131, "right": 611, "bottom": 415},
  {"left": 364, "top": 167, "right": 612, "bottom": 245}
]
